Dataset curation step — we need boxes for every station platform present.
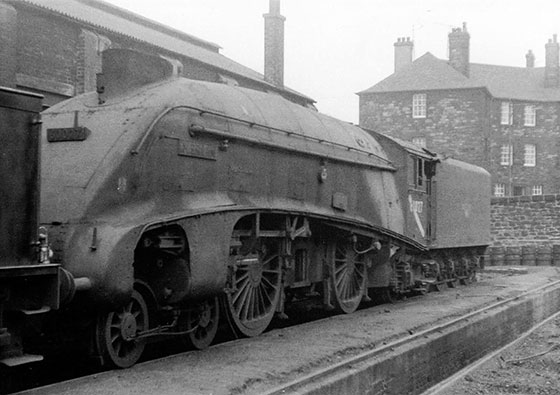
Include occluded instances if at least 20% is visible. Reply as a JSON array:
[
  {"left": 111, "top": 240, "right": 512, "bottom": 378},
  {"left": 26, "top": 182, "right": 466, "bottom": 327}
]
[{"left": 17, "top": 266, "right": 560, "bottom": 395}]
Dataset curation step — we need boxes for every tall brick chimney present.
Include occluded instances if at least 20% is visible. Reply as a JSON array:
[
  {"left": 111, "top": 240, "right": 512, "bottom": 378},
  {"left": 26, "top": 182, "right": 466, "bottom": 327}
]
[
  {"left": 526, "top": 50, "right": 535, "bottom": 68},
  {"left": 0, "top": 2, "right": 17, "bottom": 87},
  {"left": 263, "top": 0, "right": 285, "bottom": 87},
  {"left": 448, "top": 22, "right": 470, "bottom": 77},
  {"left": 544, "top": 34, "right": 559, "bottom": 88},
  {"left": 394, "top": 37, "right": 414, "bottom": 72}
]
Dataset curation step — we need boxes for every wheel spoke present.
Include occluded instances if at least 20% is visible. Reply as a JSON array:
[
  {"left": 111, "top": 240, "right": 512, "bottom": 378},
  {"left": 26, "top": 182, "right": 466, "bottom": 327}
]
[
  {"left": 245, "top": 287, "right": 256, "bottom": 321},
  {"left": 225, "top": 235, "right": 282, "bottom": 337},
  {"left": 183, "top": 297, "right": 219, "bottom": 350},
  {"left": 329, "top": 240, "right": 366, "bottom": 314},
  {"left": 259, "top": 283, "right": 273, "bottom": 306},
  {"left": 335, "top": 263, "right": 347, "bottom": 275},
  {"left": 235, "top": 281, "right": 252, "bottom": 312},
  {"left": 235, "top": 272, "right": 250, "bottom": 285},
  {"left": 261, "top": 274, "right": 277, "bottom": 291},
  {"left": 232, "top": 278, "right": 251, "bottom": 305},
  {"left": 96, "top": 289, "right": 148, "bottom": 368},
  {"left": 336, "top": 270, "right": 347, "bottom": 288},
  {"left": 263, "top": 251, "right": 280, "bottom": 263},
  {"left": 255, "top": 286, "right": 264, "bottom": 316}
]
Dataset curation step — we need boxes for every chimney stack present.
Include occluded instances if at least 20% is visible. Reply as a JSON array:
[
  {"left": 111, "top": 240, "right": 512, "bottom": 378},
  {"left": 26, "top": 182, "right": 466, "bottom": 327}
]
[
  {"left": 525, "top": 50, "right": 535, "bottom": 68},
  {"left": 263, "top": 0, "right": 285, "bottom": 87},
  {"left": 394, "top": 37, "right": 414, "bottom": 72},
  {"left": 448, "top": 22, "right": 470, "bottom": 77},
  {"left": 545, "top": 34, "right": 559, "bottom": 88}
]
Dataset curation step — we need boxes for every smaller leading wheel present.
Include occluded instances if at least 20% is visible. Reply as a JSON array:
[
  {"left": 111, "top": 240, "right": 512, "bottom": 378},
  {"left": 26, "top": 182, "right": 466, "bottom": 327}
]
[
  {"left": 95, "top": 289, "right": 149, "bottom": 368},
  {"left": 329, "top": 239, "right": 367, "bottom": 314},
  {"left": 183, "top": 297, "right": 219, "bottom": 350}
]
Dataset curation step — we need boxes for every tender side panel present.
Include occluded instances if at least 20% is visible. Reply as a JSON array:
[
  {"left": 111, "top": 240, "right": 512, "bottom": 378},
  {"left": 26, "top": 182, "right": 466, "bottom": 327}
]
[
  {"left": 432, "top": 158, "right": 491, "bottom": 249},
  {"left": 0, "top": 88, "right": 41, "bottom": 266}
]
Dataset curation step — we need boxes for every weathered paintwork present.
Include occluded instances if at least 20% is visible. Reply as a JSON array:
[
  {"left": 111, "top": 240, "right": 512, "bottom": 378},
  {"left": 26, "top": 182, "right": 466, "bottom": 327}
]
[
  {"left": 431, "top": 158, "right": 491, "bottom": 248},
  {"left": 0, "top": 87, "right": 42, "bottom": 267},
  {"left": 40, "top": 50, "right": 409, "bottom": 306},
  {"left": 40, "top": 49, "right": 490, "bottom": 311},
  {"left": 0, "top": 87, "right": 62, "bottom": 366}
]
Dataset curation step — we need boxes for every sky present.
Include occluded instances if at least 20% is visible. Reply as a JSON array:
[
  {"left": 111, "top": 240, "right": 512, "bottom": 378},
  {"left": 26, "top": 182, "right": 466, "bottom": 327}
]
[{"left": 104, "top": 0, "right": 560, "bottom": 123}]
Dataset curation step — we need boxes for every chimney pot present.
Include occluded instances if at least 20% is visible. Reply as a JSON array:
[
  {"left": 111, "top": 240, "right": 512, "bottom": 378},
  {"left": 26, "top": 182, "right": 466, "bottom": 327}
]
[
  {"left": 545, "top": 34, "right": 560, "bottom": 88},
  {"left": 448, "top": 23, "right": 470, "bottom": 77},
  {"left": 526, "top": 50, "right": 535, "bottom": 68},
  {"left": 394, "top": 36, "right": 414, "bottom": 72}
]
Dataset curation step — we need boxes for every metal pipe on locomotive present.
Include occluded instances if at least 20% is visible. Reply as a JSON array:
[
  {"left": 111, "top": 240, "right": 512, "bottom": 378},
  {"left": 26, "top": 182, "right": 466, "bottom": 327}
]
[{"left": 1, "top": 49, "right": 490, "bottom": 370}]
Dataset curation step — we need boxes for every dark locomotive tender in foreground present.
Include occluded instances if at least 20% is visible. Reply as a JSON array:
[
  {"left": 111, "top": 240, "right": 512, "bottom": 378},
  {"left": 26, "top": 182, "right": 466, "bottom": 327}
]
[{"left": 0, "top": 49, "right": 490, "bottom": 370}]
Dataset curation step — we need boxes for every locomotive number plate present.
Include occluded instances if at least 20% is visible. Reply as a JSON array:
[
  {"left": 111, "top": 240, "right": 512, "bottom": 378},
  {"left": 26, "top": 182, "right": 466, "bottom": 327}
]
[
  {"left": 178, "top": 141, "right": 217, "bottom": 161},
  {"left": 47, "top": 127, "right": 90, "bottom": 142}
]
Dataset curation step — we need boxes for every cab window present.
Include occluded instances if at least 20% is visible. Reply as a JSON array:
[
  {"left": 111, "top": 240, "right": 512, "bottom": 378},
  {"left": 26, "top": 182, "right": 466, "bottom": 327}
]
[
  {"left": 411, "top": 156, "right": 424, "bottom": 190},
  {"left": 410, "top": 156, "right": 435, "bottom": 191}
]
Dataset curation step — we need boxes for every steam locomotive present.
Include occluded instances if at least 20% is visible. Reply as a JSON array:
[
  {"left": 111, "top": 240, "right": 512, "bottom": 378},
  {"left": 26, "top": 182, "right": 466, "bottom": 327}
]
[{"left": 0, "top": 49, "right": 490, "bottom": 371}]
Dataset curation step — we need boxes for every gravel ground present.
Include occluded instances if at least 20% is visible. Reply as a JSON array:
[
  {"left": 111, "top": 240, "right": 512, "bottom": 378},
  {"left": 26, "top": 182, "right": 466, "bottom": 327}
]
[{"left": 435, "top": 314, "right": 560, "bottom": 395}]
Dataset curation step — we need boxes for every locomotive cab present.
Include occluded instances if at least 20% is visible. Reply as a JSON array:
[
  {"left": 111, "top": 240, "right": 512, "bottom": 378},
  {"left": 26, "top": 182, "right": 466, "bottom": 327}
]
[{"left": 368, "top": 132, "right": 437, "bottom": 246}]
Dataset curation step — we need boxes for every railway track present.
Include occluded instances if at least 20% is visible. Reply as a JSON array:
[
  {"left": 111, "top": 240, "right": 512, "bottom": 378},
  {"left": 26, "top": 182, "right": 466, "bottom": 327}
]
[
  {"left": 424, "top": 309, "right": 560, "bottom": 395},
  {"left": 261, "top": 279, "right": 560, "bottom": 395},
  {"left": 8, "top": 267, "right": 560, "bottom": 395}
]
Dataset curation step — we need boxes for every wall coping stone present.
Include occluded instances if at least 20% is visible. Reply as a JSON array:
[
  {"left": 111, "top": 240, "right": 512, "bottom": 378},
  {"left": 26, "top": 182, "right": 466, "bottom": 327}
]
[{"left": 491, "top": 194, "right": 560, "bottom": 205}]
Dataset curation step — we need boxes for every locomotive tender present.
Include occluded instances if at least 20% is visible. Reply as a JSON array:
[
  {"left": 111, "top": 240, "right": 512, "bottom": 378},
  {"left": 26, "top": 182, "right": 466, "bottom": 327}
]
[
  {"left": 0, "top": 87, "right": 60, "bottom": 368},
  {"left": 2, "top": 49, "right": 490, "bottom": 369}
]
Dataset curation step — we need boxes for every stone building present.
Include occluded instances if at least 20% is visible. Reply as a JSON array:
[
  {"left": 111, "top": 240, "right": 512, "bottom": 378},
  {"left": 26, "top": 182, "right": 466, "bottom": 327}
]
[
  {"left": 0, "top": 0, "right": 312, "bottom": 107},
  {"left": 358, "top": 24, "right": 560, "bottom": 197}
]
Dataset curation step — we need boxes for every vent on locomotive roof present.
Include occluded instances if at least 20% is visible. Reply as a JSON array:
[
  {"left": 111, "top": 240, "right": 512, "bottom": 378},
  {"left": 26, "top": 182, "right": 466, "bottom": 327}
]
[{"left": 96, "top": 49, "right": 175, "bottom": 104}]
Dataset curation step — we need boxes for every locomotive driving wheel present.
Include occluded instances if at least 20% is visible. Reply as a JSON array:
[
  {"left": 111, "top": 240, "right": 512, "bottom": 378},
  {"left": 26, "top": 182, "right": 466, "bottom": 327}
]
[
  {"left": 182, "top": 297, "right": 219, "bottom": 350},
  {"left": 224, "top": 238, "right": 282, "bottom": 337},
  {"left": 328, "top": 239, "right": 367, "bottom": 314},
  {"left": 95, "top": 289, "right": 149, "bottom": 368}
]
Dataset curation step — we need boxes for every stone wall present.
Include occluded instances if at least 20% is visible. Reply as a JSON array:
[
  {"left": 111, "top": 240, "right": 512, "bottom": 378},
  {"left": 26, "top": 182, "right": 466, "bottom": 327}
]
[
  {"left": 491, "top": 194, "right": 560, "bottom": 246},
  {"left": 359, "top": 88, "right": 491, "bottom": 168},
  {"left": 359, "top": 88, "right": 560, "bottom": 195}
]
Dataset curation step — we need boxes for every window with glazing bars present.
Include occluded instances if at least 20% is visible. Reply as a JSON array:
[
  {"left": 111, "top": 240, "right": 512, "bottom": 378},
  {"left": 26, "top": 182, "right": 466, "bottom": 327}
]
[
  {"left": 412, "top": 137, "right": 426, "bottom": 148},
  {"left": 531, "top": 185, "right": 543, "bottom": 195},
  {"left": 524, "top": 105, "right": 536, "bottom": 126},
  {"left": 501, "top": 102, "right": 512, "bottom": 125},
  {"left": 412, "top": 94, "right": 426, "bottom": 118},
  {"left": 494, "top": 183, "right": 505, "bottom": 197},
  {"left": 500, "top": 144, "right": 513, "bottom": 165},
  {"left": 524, "top": 144, "right": 536, "bottom": 167}
]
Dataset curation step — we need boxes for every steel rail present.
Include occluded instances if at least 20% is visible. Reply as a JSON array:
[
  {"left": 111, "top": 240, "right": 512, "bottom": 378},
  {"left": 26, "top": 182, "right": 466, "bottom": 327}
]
[{"left": 263, "top": 279, "right": 560, "bottom": 395}]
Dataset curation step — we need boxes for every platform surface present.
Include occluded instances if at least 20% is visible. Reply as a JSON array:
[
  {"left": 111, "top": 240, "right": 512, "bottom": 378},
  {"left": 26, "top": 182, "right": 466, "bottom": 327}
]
[{"left": 18, "top": 266, "right": 560, "bottom": 395}]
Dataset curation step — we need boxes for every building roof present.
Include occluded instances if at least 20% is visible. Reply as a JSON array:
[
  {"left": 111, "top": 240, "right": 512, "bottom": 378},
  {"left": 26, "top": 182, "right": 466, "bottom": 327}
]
[
  {"left": 11, "top": 0, "right": 314, "bottom": 103},
  {"left": 359, "top": 52, "right": 560, "bottom": 102}
]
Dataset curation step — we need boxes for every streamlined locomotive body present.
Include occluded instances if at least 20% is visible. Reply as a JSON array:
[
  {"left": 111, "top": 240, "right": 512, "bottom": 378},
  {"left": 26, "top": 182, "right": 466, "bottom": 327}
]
[{"left": 3, "top": 49, "right": 490, "bottom": 369}]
